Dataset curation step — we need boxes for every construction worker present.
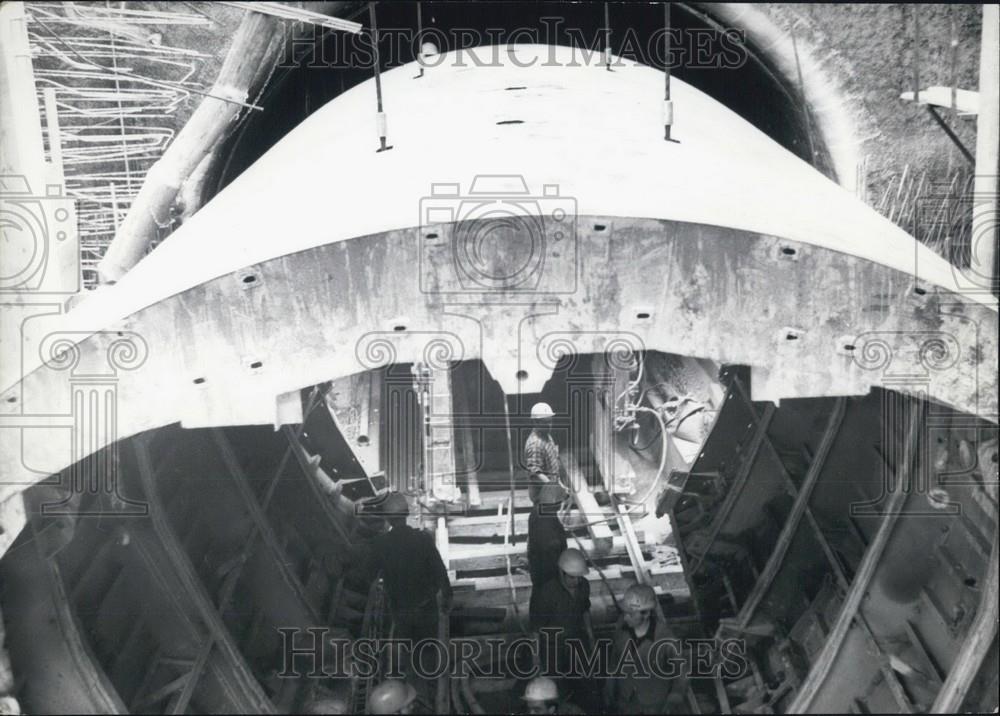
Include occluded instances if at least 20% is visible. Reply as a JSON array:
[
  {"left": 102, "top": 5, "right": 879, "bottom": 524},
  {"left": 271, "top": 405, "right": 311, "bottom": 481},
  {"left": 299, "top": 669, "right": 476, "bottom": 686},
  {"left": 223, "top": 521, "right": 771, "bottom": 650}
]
[
  {"left": 368, "top": 679, "right": 419, "bottom": 715},
  {"left": 530, "top": 548, "right": 594, "bottom": 679},
  {"left": 521, "top": 676, "right": 585, "bottom": 715},
  {"left": 525, "top": 402, "right": 564, "bottom": 504},
  {"left": 605, "top": 583, "right": 688, "bottom": 714},
  {"left": 367, "top": 492, "right": 452, "bottom": 676},
  {"left": 302, "top": 693, "right": 349, "bottom": 714},
  {"left": 527, "top": 482, "right": 569, "bottom": 589}
]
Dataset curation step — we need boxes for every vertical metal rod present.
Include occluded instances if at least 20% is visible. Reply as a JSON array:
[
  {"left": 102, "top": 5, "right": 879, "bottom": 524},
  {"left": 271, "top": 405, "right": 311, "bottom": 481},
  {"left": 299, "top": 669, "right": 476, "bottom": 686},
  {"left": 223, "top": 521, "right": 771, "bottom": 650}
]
[
  {"left": 664, "top": 2, "right": 673, "bottom": 141},
  {"left": 604, "top": 2, "right": 611, "bottom": 70},
  {"left": 502, "top": 394, "right": 517, "bottom": 544},
  {"left": 416, "top": 2, "right": 424, "bottom": 77},
  {"left": 369, "top": 2, "right": 387, "bottom": 151}
]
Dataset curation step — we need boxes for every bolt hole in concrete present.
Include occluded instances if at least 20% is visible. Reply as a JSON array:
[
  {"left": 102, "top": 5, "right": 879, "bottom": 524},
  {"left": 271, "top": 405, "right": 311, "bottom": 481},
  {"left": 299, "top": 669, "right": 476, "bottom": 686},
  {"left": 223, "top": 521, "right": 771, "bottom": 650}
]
[
  {"left": 249, "top": 361, "right": 263, "bottom": 370},
  {"left": 594, "top": 223, "right": 607, "bottom": 231},
  {"left": 636, "top": 312, "right": 651, "bottom": 320},
  {"left": 425, "top": 232, "right": 439, "bottom": 240},
  {"left": 193, "top": 377, "right": 206, "bottom": 385},
  {"left": 496, "top": 119, "right": 524, "bottom": 125},
  {"left": 242, "top": 274, "right": 257, "bottom": 284},
  {"left": 786, "top": 333, "right": 799, "bottom": 341},
  {"left": 516, "top": 369, "right": 529, "bottom": 381},
  {"left": 505, "top": 86, "right": 526, "bottom": 90},
  {"left": 914, "top": 286, "right": 927, "bottom": 296},
  {"left": 393, "top": 325, "right": 406, "bottom": 332},
  {"left": 965, "top": 577, "right": 978, "bottom": 588},
  {"left": 843, "top": 344, "right": 856, "bottom": 352},
  {"left": 5, "top": 396, "right": 15, "bottom": 403},
  {"left": 357, "top": 435, "right": 370, "bottom": 446},
  {"left": 781, "top": 246, "right": 797, "bottom": 256}
]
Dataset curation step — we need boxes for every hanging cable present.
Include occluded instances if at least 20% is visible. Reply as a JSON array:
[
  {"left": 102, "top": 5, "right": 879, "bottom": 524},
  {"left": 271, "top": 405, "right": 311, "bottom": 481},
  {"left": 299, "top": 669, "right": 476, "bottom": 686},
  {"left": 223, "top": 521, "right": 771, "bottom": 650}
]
[
  {"left": 369, "top": 2, "right": 390, "bottom": 151},
  {"left": 624, "top": 406, "right": 671, "bottom": 509},
  {"left": 614, "top": 350, "right": 645, "bottom": 412}
]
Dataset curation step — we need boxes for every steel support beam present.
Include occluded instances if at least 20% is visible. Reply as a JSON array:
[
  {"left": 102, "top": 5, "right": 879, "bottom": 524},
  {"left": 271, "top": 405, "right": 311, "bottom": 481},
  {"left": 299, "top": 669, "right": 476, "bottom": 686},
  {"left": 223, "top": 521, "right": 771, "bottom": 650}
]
[
  {"left": 787, "top": 404, "right": 923, "bottom": 714},
  {"left": 689, "top": 402, "right": 776, "bottom": 574},
  {"left": 734, "top": 397, "right": 846, "bottom": 628}
]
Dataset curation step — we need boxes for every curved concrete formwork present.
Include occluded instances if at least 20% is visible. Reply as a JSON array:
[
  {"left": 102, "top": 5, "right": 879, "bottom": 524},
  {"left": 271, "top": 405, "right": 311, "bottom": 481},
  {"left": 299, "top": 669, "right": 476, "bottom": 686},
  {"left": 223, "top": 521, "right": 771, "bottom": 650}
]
[{"left": 1, "top": 45, "right": 996, "bottom": 555}]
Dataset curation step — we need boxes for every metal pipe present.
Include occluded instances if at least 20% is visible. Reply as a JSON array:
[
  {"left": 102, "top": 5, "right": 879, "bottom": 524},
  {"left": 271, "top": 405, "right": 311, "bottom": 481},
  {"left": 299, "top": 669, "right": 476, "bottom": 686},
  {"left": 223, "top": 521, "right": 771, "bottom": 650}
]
[{"left": 927, "top": 105, "right": 976, "bottom": 165}]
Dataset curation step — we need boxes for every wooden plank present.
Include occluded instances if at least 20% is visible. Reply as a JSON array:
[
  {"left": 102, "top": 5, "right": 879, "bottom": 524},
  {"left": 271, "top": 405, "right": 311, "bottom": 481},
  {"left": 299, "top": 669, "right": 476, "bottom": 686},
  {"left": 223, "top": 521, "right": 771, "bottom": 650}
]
[
  {"left": 449, "top": 536, "right": 633, "bottom": 572},
  {"left": 476, "top": 488, "right": 531, "bottom": 510},
  {"left": 452, "top": 574, "right": 690, "bottom": 611},
  {"left": 447, "top": 513, "right": 529, "bottom": 538},
  {"left": 565, "top": 452, "right": 615, "bottom": 552},
  {"left": 452, "top": 563, "right": 684, "bottom": 592}
]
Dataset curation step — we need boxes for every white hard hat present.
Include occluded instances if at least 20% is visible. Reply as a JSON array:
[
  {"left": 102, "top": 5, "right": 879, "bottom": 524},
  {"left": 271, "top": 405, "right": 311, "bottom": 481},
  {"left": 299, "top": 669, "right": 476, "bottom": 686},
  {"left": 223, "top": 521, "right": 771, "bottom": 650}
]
[
  {"left": 531, "top": 402, "right": 555, "bottom": 420},
  {"left": 558, "top": 548, "right": 588, "bottom": 577},
  {"left": 368, "top": 679, "right": 417, "bottom": 714},
  {"left": 303, "top": 695, "right": 349, "bottom": 714},
  {"left": 623, "top": 583, "right": 657, "bottom": 612},
  {"left": 523, "top": 676, "right": 559, "bottom": 703}
]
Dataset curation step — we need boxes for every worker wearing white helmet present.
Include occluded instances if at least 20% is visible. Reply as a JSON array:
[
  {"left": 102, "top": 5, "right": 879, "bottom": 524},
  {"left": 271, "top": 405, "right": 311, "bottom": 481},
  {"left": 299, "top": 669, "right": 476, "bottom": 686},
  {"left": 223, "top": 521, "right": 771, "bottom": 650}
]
[
  {"left": 302, "top": 693, "right": 349, "bottom": 714},
  {"left": 529, "top": 548, "right": 596, "bottom": 707},
  {"left": 368, "top": 679, "right": 418, "bottom": 715},
  {"left": 522, "top": 676, "right": 585, "bottom": 715},
  {"left": 605, "top": 583, "right": 688, "bottom": 714},
  {"left": 366, "top": 492, "right": 452, "bottom": 681},
  {"left": 525, "top": 402, "right": 565, "bottom": 505}
]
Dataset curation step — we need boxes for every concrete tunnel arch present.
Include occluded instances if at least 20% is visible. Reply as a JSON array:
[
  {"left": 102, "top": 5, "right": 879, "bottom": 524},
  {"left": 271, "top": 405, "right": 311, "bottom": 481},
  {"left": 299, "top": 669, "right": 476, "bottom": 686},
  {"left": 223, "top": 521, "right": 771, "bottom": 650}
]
[{"left": 209, "top": 2, "right": 865, "bottom": 197}]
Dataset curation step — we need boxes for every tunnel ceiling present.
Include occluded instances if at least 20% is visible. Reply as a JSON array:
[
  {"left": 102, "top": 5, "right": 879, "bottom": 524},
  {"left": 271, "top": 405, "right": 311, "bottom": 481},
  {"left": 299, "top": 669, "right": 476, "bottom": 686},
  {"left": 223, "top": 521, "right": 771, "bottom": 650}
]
[{"left": 214, "top": 1, "right": 825, "bottom": 194}]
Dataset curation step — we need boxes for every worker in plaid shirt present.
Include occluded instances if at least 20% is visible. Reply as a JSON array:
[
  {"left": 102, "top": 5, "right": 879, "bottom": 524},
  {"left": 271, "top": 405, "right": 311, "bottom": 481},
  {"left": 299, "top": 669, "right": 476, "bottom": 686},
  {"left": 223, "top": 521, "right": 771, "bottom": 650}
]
[{"left": 525, "top": 402, "right": 565, "bottom": 504}]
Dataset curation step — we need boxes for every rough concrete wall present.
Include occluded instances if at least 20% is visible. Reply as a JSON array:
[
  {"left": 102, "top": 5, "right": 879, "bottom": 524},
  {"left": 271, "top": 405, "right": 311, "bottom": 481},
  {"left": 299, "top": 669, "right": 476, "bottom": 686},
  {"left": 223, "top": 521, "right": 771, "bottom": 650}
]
[{"left": 763, "top": 3, "right": 982, "bottom": 201}]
